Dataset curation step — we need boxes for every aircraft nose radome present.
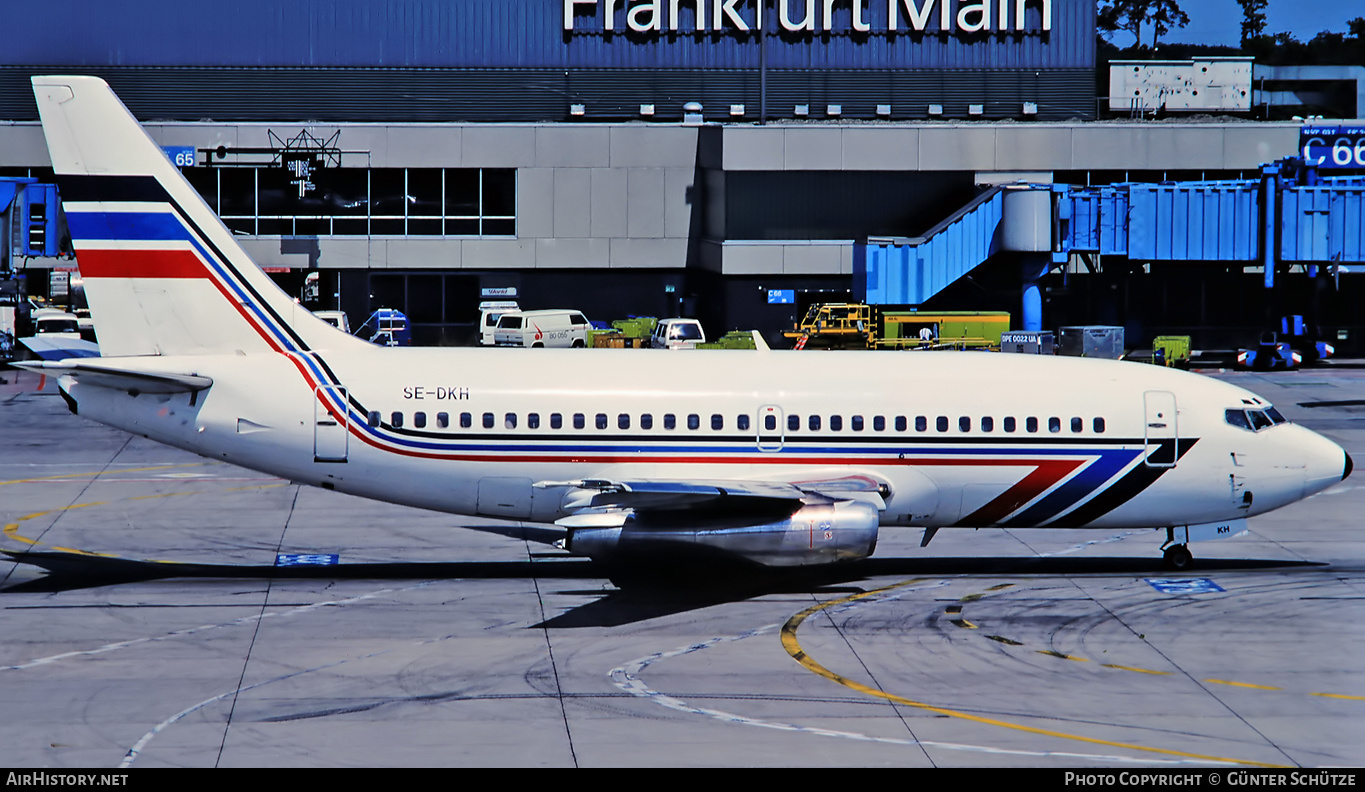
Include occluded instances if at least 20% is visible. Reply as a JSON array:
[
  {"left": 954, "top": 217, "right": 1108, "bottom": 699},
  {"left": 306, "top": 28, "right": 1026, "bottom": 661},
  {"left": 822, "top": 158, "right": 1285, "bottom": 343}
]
[{"left": 1344, "top": 450, "right": 1354, "bottom": 481}]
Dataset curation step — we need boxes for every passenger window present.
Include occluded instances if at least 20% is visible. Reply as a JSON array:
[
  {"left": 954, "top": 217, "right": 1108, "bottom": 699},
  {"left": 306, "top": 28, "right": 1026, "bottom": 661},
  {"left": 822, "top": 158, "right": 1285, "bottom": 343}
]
[
  {"left": 596, "top": 413, "right": 608, "bottom": 430},
  {"left": 851, "top": 415, "right": 864, "bottom": 431},
  {"left": 737, "top": 414, "right": 750, "bottom": 431},
  {"left": 1026, "top": 417, "right": 1038, "bottom": 433},
  {"left": 664, "top": 413, "right": 676, "bottom": 430},
  {"left": 712, "top": 414, "right": 724, "bottom": 430},
  {"left": 391, "top": 411, "right": 404, "bottom": 428},
  {"left": 1071, "top": 417, "right": 1082, "bottom": 433},
  {"left": 573, "top": 413, "right": 585, "bottom": 429},
  {"left": 788, "top": 414, "right": 800, "bottom": 431},
  {"left": 483, "top": 413, "right": 494, "bottom": 429},
  {"left": 1004, "top": 416, "right": 1016, "bottom": 433},
  {"left": 915, "top": 416, "right": 926, "bottom": 432},
  {"left": 894, "top": 416, "right": 906, "bottom": 432},
  {"left": 981, "top": 416, "right": 993, "bottom": 432},
  {"left": 367, "top": 411, "right": 380, "bottom": 428},
  {"left": 959, "top": 416, "right": 971, "bottom": 432},
  {"left": 766, "top": 414, "right": 778, "bottom": 431},
  {"left": 414, "top": 412, "right": 427, "bottom": 429},
  {"left": 936, "top": 416, "right": 948, "bottom": 432},
  {"left": 551, "top": 413, "right": 562, "bottom": 429},
  {"left": 1093, "top": 417, "right": 1105, "bottom": 433},
  {"left": 830, "top": 415, "right": 843, "bottom": 431},
  {"left": 873, "top": 416, "right": 885, "bottom": 431},
  {"left": 641, "top": 414, "right": 653, "bottom": 430},
  {"left": 461, "top": 412, "right": 472, "bottom": 428},
  {"left": 809, "top": 415, "right": 821, "bottom": 431},
  {"left": 528, "top": 413, "right": 540, "bottom": 429},
  {"left": 618, "top": 413, "right": 630, "bottom": 430},
  {"left": 688, "top": 414, "right": 700, "bottom": 430},
  {"left": 1048, "top": 417, "right": 1061, "bottom": 433},
  {"left": 437, "top": 412, "right": 449, "bottom": 429},
  {"left": 504, "top": 413, "right": 517, "bottom": 430}
]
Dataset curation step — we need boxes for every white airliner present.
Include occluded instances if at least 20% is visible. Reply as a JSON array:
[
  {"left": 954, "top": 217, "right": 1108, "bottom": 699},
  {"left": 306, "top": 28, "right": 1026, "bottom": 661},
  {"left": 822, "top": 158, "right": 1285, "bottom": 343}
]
[{"left": 17, "top": 76, "right": 1352, "bottom": 573}]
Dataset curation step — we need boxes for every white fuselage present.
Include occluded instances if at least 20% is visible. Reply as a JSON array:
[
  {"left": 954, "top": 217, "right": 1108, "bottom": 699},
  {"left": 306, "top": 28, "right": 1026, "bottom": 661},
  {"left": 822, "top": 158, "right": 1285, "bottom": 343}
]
[{"left": 62, "top": 345, "right": 1347, "bottom": 534}]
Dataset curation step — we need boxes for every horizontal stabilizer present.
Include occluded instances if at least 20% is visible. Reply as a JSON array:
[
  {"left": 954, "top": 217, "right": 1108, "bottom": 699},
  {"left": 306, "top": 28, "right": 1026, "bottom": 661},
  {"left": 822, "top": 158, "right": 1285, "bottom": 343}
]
[
  {"left": 12, "top": 360, "right": 213, "bottom": 394},
  {"left": 18, "top": 336, "right": 101, "bottom": 361}
]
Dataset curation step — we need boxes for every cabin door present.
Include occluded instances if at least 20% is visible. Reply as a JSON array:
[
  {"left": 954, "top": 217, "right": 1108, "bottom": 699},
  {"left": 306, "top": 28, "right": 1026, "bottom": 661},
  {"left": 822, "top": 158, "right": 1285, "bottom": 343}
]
[
  {"left": 1143, "top": 390, "right": 1177, "bottom": 467},
  {"left": 314, "top": 385, "right": 349, "bottom": 462}
]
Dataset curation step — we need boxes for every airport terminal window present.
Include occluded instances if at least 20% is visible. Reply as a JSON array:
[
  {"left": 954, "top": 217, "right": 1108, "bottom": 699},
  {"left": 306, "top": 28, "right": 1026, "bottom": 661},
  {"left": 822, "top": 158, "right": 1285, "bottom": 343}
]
[
  {"left": 414, "top": 412, "right": 427, "bottom": 429},
  {"left": 197, "top": 166, "right": 517, "bottom": 237}
]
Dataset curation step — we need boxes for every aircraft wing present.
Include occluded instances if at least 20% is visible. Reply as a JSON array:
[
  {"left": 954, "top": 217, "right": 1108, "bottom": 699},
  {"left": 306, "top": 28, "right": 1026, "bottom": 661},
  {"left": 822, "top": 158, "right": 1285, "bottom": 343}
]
[
  {"left": 12, "top": 359, "right": 213, "bottom": 394},
  {"left": 543, "top": 475, "right": 887, "bottom": 529}
]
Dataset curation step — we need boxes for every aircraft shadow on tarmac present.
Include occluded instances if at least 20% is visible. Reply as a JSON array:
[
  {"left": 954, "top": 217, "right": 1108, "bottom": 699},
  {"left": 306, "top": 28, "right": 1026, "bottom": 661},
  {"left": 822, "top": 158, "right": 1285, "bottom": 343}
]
[{"left": 0, "top": 548, "right": 1323, "bottom": 628}]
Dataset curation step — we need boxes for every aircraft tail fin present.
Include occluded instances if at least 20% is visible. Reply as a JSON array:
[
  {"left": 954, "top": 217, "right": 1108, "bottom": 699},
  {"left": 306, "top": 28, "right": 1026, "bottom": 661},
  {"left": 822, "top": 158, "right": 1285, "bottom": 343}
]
[{"left": 31, "top": 75, "right": 352, "bottom": 358}]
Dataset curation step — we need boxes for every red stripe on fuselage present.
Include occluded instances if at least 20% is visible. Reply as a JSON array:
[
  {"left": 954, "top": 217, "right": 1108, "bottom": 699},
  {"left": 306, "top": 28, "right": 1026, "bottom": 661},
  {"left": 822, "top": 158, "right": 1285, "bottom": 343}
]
[
  {"left": 77, "top": 248, "right": 209, "bottom": 279},
  {"left": 958, "top": 458, "right": 1086, "bottom": 526}
]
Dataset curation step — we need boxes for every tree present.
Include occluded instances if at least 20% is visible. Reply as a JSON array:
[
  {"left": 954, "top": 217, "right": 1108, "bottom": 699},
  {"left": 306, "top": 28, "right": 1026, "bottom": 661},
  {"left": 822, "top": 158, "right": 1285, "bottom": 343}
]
[
  {"left": 1148, "top": 0, "right": 1190, "bottom": 49},
  {"left": 1236, "top": 0, "right": 1268, "bottom": 46},
  {"left": 1097, "top": 0, "right": 1189, "bottom": 50}
]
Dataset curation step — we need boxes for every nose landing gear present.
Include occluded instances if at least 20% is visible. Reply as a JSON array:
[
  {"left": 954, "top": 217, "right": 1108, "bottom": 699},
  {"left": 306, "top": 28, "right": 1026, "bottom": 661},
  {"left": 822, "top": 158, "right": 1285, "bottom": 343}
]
[{"left": 1162, "top": 543, "right": 1193, "bottom": 571}]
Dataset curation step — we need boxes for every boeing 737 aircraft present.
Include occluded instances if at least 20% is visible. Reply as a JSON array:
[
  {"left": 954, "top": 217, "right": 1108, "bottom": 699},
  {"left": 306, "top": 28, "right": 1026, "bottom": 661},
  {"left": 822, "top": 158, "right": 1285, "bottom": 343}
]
[{"left": 17, "top": 76, "right": 1352, "bottom": 572}]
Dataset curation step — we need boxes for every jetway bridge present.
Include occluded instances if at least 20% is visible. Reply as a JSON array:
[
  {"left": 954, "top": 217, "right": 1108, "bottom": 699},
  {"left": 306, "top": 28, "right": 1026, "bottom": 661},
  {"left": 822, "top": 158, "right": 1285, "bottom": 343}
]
[{"left": 856, "top": 160, "right": 1365, "bottom": 333}]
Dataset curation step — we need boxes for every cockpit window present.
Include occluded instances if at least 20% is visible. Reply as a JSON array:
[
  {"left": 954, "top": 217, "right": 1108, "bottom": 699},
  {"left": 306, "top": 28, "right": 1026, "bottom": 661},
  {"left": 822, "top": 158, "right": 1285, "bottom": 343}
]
[{"left": 1226, "top": 406, "right": 1289, "bottom": 432}]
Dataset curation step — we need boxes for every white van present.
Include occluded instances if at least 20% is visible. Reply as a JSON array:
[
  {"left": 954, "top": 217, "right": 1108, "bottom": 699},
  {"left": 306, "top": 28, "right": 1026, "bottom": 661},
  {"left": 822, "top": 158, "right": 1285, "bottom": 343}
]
[
  {"left": 649, "top": 318, "right": 706, "bottom": 349},
  {"left": 312, "top": 310, "right": 351, "bottom": 334},
  {"left": 478, "top": 301, "right": 520, "bottom": 346},
  {"left": 494, "top": 309, "right": 590, "bottom": 348}
]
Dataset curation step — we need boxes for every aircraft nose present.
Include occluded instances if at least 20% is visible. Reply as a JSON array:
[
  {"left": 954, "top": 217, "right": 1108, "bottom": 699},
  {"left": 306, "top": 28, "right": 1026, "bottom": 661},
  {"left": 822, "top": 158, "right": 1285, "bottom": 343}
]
[
  {"left": 1344, "top": 450, "right": 1353, "bottom": 481},
  {"left": 1302, "top": 429, "right": 1352, "bottom": 497}
]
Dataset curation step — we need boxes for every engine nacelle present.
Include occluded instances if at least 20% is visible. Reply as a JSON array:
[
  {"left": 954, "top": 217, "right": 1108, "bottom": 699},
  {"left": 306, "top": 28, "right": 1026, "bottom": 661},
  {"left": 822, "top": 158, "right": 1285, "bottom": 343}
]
[{"left": 565, "top": 499, "right": 879, "bottom": 567}]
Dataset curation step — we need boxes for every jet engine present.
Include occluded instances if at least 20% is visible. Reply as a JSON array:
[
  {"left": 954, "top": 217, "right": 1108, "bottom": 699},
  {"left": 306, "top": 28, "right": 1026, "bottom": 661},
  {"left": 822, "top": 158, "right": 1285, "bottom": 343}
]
[{"left": 561, "top": 498, "right": 879, "bottom": 567}]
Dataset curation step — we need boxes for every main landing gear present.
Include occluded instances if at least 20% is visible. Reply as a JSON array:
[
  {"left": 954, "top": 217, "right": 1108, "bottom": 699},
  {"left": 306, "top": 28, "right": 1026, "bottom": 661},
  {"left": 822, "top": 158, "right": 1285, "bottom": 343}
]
[{"left": 1161, "top": 526, "right": 1193, "bottom": 571}]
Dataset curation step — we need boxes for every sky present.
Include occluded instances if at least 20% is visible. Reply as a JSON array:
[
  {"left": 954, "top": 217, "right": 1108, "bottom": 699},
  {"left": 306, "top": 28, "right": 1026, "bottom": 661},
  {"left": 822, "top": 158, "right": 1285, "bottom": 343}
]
[{"left": 1112, "top": 0, "right": 1363, "bottom": 48}]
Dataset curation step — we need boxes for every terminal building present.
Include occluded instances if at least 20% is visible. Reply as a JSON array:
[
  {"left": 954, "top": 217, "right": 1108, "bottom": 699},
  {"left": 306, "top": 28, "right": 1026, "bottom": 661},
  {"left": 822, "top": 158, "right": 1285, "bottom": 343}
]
[{"left": 0, "top": 0, "right": 1359, "bottom": 350}]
